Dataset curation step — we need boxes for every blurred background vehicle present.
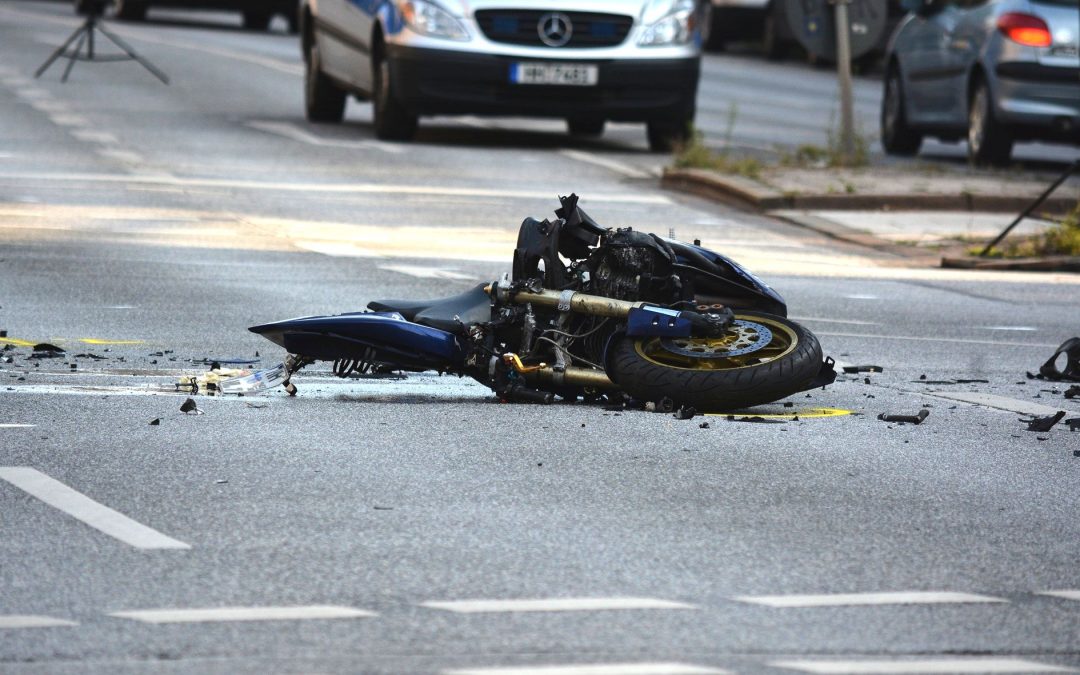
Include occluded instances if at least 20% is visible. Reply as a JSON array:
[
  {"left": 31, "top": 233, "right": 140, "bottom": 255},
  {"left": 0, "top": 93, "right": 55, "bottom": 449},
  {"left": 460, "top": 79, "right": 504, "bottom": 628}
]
[
  {"left": 300, "top": 0, "right": 709, "bottom": 151},
  {"left": 881, "top": 0, "right": 1080, "bottom": 166},
  {"left": 93, "top": 0, "right": 300, "bottom": 32}
]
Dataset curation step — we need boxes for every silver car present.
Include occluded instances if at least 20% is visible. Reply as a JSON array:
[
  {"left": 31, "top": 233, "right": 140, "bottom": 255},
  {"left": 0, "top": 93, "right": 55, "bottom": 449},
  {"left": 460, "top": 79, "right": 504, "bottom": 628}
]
[
  {"left": 881, "top": 0, "right": 1080, "bottom": 165},
  {"left": 300, "top": 0, "right": 708, "bottom": 150}
]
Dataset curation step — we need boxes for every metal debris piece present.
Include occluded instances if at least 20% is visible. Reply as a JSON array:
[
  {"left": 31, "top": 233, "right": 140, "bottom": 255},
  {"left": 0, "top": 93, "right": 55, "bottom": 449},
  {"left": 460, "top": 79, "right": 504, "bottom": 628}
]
[
  {"left": 725, "top": 415, "right": 786, "bottom": 424},
  {"left": 1065, "top": 418, "right": 1080, "bottom": 432},
  {"left": 878, "top": 409, "right": 930, "bottom": 424},
  {"left": 180, "top": 398, "right": 201, "bottom": 415},
  {"left": 674, "top": 406, "right": 697, "bottom": 420},
  {"left": 1021, "top": 410, "right": 1065, "bottom": 432},
  {"left": 1038, "top": 337, "right": 1080, "bottom": 382},
  {"left": 843, "top": 365, "right": 883, "bottom": 373},
  {"left": 699, "top": 422, "right": 710, "bottom": 429},
  {"left": 30, "top": 343, "right": 65, "bottom": 359},
  {"left": 75, "top": 353, "right": 106, "bottom": 360},
  {"left": 1065, "top": 386, "right": 1079, "bottom": 399}
]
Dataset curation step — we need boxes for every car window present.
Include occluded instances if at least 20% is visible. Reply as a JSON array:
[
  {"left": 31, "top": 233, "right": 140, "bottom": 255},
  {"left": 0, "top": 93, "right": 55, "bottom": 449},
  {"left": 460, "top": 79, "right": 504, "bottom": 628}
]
[{"left": 1031, "top": 0, "right": 1079, "bottom": 5}]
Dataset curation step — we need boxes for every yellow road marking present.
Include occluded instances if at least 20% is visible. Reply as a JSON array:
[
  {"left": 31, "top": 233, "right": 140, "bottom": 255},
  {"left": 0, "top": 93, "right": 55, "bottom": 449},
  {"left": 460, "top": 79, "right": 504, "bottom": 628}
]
[
  {"left": 709, "top": 407, "right": 854, "bottom": 419},
  {"left": 0, "top": 337, "right": 36, "bottom": 347},
  {"left": 79, "top": 339, "right": 145, "bottom": 345}
]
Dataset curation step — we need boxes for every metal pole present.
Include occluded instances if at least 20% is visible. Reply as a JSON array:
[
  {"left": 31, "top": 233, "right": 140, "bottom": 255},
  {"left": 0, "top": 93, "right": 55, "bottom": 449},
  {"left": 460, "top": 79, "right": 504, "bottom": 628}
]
[
  {"left": 833, "top": 0, "right": 856, "bottom": 163},
  {"left": 978, "top": 159, "right": 1080, "bottom": 257}
]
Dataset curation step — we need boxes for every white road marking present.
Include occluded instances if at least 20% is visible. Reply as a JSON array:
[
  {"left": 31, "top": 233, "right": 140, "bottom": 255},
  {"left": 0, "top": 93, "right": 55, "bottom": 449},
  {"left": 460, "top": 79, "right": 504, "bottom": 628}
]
[
  {"left": 13, "top": 87, "right": 50, "bottom": 100},
  {"left": 47, "top": 114, "right": 90, "bottom": 128},
  {"left": 734, "top": 591, "right": 1006, "bottom": 608},
  {"left": 770, "top": 658, "right": 1075, "bottom": 673},
  {"left": 96, "top": 149, "right": 144, "bottom": 164},
  {"left": 421, "top": 597, "right": 697, "bottom": 614},
  {"left": 0, "top": 615, "right": 78, "bottom": 629},
  {"left": 980, "top": 326, "right": 1038, "bottom": 331},
  {"left": 789, "top": 317, "right": 882, "bottom": 326},
  {"left": 1037, "top": 590, "right": 1080, "bottom": 601},
  {"left": 109, "top": 606, "right": 376, "bottom": 623},
  {"left": 379, "top": 265, "right": 475, "bottom": 280},
  {"left": 444, "top": 664, "right": 729, "bottom": 675},
  {"left": 0, "top": 171, "right": 671, "bottom": 205},
  {"left": 817, "top": 331, "right": 1060, "bottom": 349},
  {"left": 0, "top": 424, "right": 36, "bottom": 428},
  {"left": 0, "top": 467, "right": 191, "bottom": 550},
  {"left": 71, "top": 130, "right": 120, "bottom": 145},
  {"left": 247, "top": 121, "right": 402, "bottom": 153},
  {"left": 844, "top": 294, "right": 879, "bottom": 300},
  {"left": 28, "top": 99, "right": 68, "bottom": 113},
  {"left": 558, "top": 149, "right": 650, "bottom": 179},
  {"left": 923, "top": 392, "right": 1077, "bottom": 418}
]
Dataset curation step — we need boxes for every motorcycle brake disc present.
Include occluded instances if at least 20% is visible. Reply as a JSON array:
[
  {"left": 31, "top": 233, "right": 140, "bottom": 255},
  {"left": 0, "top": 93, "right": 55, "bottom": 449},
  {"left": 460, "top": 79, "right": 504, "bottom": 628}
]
[{"left": 660, "top": 319, "right": 773, "bottom": 358}]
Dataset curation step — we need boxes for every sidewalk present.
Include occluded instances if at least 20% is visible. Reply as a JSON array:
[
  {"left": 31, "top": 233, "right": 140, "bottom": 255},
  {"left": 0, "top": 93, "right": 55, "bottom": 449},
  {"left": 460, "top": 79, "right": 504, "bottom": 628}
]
[{"left": 663, "top": 163, "right": 1080, "bottom": 268}]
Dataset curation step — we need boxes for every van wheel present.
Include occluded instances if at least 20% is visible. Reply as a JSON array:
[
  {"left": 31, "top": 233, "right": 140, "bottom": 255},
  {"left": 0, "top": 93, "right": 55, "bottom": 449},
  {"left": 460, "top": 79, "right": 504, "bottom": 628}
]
[
  {"left": 567, "top": 118, "right": 605, "bottom": 137},
  {"left": 372, "top": 51, "right": 417, "bottom": 141},
  {"left": 647, "top": 119, "right": 690, "bottom": 153},
  {"left": 305, "top": 41, "right": 346, "bottom": 123},
  {"left": 881, "top": 65, "right": 922, "bottom": 156}
]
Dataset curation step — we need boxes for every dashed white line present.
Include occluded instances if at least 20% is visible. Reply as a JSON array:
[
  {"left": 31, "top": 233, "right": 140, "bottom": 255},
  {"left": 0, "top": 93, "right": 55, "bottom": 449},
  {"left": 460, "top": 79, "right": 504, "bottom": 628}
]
[
  {"left": 71, "top": 130, "right": 120, "bottom": 145},
  {"left": 96, "top": 149, "right": 144, "bottom": 164},
  {"left": 379, "top": 265, "right": 475, "bottom": 280},
  {"left": 109, "top": 605, "right": 376, "bottom": 623},
  {"left": 28, "top": 99, "right": 69, "bottom": 113},
  {"left": 734, "top": 591, "right": 1006, "bottom": 608},
  {"left": 0, "top": 467, "right": 191, "bottom": 550},
  {"left": 922, "top": 392, "right": 1077, "bottom": 418},
  {"left": 817, "top": 331, "right": 1059, "bottom": 349},
  {"left": 790, "top": 317, "right": 882, "bottom": 326},
  {"left": 1037, "top": 590, "right": 1080, "bottom": 601},
  {"left": 0, "top": 424, "right": 36, "bottom": 429},
  {"left": 421, "top": 597, "right": 697, "bottom": 614},
  {"left": 980, "top": 326, "right": 1038, "bottom": 332},
  {"left": 770, "top": 658, "right": 1075, "bottom": 673},
  {"left": 844, "top": 294, "right": 879, "bottom": 300},
  {"left": 0, "top": 615, "right": 78, "bottom": 629},
  {"left": 443, "top": 664, "right": 729, "bottom": 675},
  {"left": 47, "top": 113, "right": 90, "bottom": 127},
  {"left": 247, "top": 120, "right": 402, "bottom": 154},
  {"left": 558, "top": 149, "right": 650, "bottom": 179}
]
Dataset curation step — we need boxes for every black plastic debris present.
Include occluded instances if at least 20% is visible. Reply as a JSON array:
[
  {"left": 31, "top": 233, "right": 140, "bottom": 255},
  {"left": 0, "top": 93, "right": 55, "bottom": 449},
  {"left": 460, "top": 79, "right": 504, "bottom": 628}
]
[
  {"left": 195, "top": 358, "right": 259, "bottom": 366},
  {"left": 1065, "top": 386, "right": 1080, "bottom": 399},
  {"left": 1021, "top": 410, "right": 1065, "bottom": 432},
  {"left": 783, "top": 402, "right": 794, "bottom": 408},
  {"left": 1065, "top": 418, "right": 1080, "bottom": 432},
  {"left": 180, "top": 398, "right": 200, "bottom": 414},
  {"left": 149, "top": 418, "right": 161, "bottom": 426},
  {"left": 878, "top": 409, "right": 930, "bottom": 425},
  {"left": 725, "top": 415, "right": 785, "bottom": 424},
  {"left": 699, "top": 422, "right": 710, "bottom": 429},
  {"left": 74, "top": 353, "right": 106, "bottom": 360},
  {"left": 30, "top": 343, "right": 65, "bottom": 359},
  {"left": 1038, "top": 337, "right": 1080, "bottom": 382},
  {"left": 844, "top": 365, "right": 883, "bottom": 373},
  {"left": 956, "top": 379, "right": 989, "bottom": 384},
  {"left": 674, "top": 406, "right": 697, "bottom": 420}
]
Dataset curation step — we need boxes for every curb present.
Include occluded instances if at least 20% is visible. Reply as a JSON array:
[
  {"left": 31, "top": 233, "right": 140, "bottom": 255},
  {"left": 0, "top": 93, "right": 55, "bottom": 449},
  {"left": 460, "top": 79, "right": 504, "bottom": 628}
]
[
  {"left": 941, "top": 256, "right": 1080, "bottom": 272},
  {"left": 661, "top": 167, "right": 1079, "bottom": 214},
  {"left": 767, "top": 210, "right": 928, "bottom": 258}
]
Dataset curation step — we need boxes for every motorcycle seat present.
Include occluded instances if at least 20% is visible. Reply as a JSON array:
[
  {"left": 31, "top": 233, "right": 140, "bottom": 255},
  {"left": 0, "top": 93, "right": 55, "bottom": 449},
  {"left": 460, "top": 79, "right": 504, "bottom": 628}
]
[{"left": 367, "top": 283, "right": 491, "bottom": 333}]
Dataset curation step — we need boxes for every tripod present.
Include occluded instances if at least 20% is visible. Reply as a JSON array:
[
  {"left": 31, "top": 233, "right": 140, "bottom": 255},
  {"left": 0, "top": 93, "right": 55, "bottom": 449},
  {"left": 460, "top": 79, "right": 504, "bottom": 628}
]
[{"left": 35, "top": 11, "right": 169, "bottom": 84}]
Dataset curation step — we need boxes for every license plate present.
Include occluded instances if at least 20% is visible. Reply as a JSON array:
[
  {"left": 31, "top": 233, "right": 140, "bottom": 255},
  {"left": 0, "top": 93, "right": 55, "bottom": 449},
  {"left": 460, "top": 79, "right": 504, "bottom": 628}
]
[{"left": 510, "top": 63, "right": 598, "bottom": 86}]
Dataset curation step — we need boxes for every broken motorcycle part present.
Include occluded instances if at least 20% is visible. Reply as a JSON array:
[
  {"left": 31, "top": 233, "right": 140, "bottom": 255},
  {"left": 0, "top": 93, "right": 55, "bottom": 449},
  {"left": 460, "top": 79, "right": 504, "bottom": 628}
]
[
  {"left": 1022, "top": 410, "right": 1066, "bottom": 432},
  {"left": 878, "top": 409, "right": 930, "bottom": 424},
  {"left": 1038, "top": 338, "right": 1080, "bottom": 382},
  {"left": 843, "top": 365, "right": 883, "bottom": 373}
]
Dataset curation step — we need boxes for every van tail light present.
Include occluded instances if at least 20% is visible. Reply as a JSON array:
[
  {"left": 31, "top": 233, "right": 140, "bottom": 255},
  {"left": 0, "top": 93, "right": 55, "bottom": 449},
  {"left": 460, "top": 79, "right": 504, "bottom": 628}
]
[{"left": 997, "top": 13, "right": 1052, "bottom": 47}]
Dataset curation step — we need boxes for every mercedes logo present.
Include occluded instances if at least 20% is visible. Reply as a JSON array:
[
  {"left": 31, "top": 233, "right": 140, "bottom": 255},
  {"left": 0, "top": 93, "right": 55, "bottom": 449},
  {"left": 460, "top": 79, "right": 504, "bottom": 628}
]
[{"left": 537, "top": 12, "right": 573, "bottom": 47}]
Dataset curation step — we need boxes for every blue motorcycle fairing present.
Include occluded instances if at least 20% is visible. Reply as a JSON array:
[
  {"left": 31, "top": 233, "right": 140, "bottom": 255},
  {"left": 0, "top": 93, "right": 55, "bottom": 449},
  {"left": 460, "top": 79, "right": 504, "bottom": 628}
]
[
  {"left": 625, "top": 306, "right": 694, "bottom": 338},
  {"left": 664, "top": 239, "right": 788, "bottom": 316},
  {"left": 248, "top": 311, "right": 463, "bottom": 368}
]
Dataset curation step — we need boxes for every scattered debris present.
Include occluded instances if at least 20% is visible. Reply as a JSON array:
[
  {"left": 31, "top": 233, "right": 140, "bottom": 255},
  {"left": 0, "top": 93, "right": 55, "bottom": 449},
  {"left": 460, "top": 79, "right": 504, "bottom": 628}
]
[
  {"left": 194, "top": 357, "right": 259, "bottom": 366},
  {"left": 1021, "top": 410, "right": 1066, "bottom": 432},
  {"left": 956, "top": 379, "right": 989, "bottom": 384},
  {"left": 844, "top": 365, "right": 883, "bottom": 373},
  {"left": 30, "top": 343, "right": 64, "bottom": 359},
  {"left": 1065, "top": 386, "right": 1080, "bottom": 399},
  {"left": 149, "top": 418, "right": 161, "bottom": 426},
  {"left": 373, "top": 505, "right": 393, "bottom": 510},
  {"left": 1066, "top": 418, "right": 1080, "bottom": 432},
  {"left": 725, "top": 415, "right": 786, "bottom": 424},
  {"left": 674, "top": 406, "right": 697, "bottom": 420},
  {"left": 1038, "top": 337, "right": 1080, "bottom": 382},
  {"left": 215, "top": 479, "right": 228, "bottom": 484},
  {"left": 864, "top": 377, "right": 871, "bottom": 385},
  {"left": 878, "top": 409, "right": 930, "bottom": 425},
  {"left": 244, "top": 402, "right": 268, "bottom": 409},
  {"left": 699, "top": 422, "right": 710, "bottom": 429},
  {"left": 180, "top": 398, "right": 201, "bottom": 415},
  {"left": 74, "top": 353, "right": 106, "bottom": 360}
]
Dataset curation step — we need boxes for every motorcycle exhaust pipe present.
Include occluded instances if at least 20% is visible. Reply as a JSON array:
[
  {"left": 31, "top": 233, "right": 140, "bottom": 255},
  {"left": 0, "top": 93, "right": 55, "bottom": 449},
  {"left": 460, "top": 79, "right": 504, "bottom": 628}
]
[
  {"left": 503, "top": 354, "right": 616, "bottom": 389},
  {"left": 500, "top": 287, "right": 645, "bottom": 319}
]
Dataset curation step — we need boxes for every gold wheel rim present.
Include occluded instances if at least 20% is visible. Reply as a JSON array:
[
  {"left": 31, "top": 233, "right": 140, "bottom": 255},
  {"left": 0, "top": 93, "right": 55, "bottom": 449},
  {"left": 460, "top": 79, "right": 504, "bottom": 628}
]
[{"left": 635, "top": 315, "right": 799, "bottom": 371}]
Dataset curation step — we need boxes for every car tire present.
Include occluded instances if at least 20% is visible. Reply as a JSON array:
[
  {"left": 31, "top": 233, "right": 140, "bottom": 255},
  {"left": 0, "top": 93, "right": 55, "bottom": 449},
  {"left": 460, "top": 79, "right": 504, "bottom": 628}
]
[
  {"left": 112, "top": 0, "right": 148, "bottom": 21},
  {"left": 762, "top": 5, "right": 788, "bottom": 61},
  {"left": 372, "top": 51, "right": 418, "bottom": 141},
  {"left": 646, "top": 119, "right": 691, "bottom": 153},
  {"left": 567, "top": 118, "right": 605, "bottom": 137},
  {"left": 305, "top": 41, "right": 346, "bottom": 123},
  {"left": 243, "top": 10, "right": 273, "bottom": 31},
  {"left": 968, "top": 80, "right": 1012, "bottom": 167},
  {"left": 881, "top": 66, "right": 922, "bottom": 156}
]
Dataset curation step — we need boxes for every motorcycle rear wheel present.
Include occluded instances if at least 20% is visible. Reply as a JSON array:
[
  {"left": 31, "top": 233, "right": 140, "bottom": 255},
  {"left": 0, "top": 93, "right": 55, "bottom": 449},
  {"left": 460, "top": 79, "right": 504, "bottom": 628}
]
[{"left": 607, "top": 312, "right": 823, "bottom": 411}]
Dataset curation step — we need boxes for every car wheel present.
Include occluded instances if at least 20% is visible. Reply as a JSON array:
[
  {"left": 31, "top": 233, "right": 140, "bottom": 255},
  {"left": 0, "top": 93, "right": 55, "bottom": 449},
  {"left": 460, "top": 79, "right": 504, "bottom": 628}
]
[
  {"left": 567, "top": 118, "right": 605, "bottom": 137},
  {"left": 646, "top": 119, "right": 691, "bottom": 153},
  {"left": 112, "top": 0, "right": 148, "bottom": 21},
  {"left": 372, "top": 51, "right": 418, "bottom": 141},
  {"left": 968, "top": 80, "right": 1012, "bottom": 167},
  {"left": 762, "top": 5, "right": 788, "bottom": 61},
  {"left": 881, "top": 66, "right": 922, "bottom": 156},
  {"left": 305, "top": 41, "right": 346, "bottom": 123},
  {"left": 243, "top": 10, "right": 273, "bottom": 31}
]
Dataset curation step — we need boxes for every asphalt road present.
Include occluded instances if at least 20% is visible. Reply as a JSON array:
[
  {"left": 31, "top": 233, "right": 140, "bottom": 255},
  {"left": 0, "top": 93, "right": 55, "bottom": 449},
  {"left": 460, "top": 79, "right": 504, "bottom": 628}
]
[{"left": 2, "top": 3, "right": 1080, "bottom": 674}]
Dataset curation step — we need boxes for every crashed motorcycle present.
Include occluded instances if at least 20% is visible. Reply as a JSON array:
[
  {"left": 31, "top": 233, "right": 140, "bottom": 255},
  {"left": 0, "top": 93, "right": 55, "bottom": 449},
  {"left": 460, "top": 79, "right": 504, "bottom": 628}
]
[{"left": 249, "top": 195, "right": 834, "bottom": 411}]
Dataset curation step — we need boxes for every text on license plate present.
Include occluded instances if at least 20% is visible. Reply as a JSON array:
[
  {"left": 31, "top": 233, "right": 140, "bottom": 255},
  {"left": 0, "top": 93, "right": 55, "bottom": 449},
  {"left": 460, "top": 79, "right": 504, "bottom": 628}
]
[{"left": 510, "top": 63, "right": 598, "bottom": 86}]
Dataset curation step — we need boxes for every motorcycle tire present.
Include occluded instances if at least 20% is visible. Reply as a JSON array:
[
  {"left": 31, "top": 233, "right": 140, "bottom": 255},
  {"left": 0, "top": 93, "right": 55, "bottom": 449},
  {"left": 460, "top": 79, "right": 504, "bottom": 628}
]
[{"left": 607, "top": 312, "right": 823, "bottom": 411}]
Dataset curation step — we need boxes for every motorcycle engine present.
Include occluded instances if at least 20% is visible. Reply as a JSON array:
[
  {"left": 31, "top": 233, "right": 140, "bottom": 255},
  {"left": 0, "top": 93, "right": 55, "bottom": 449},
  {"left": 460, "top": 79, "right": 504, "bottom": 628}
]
[{"left": 588, "top": 228, "right": 684, "bottom": 303}]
